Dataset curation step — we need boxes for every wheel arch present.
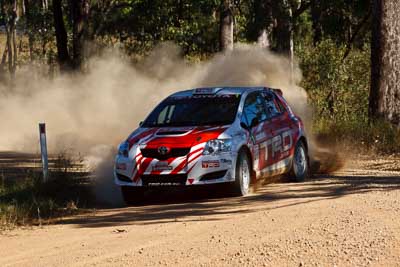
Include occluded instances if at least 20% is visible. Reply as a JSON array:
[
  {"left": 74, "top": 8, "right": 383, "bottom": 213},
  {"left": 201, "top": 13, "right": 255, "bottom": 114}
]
[
  {"left": 297, "top": 135, "right": 308, "bottom": 152},
  {"left": 292, "top": 135, "right": 311, "bottom": 180},
  {"left": 238, "top": 145, "right": 256, "bottom": 182}
]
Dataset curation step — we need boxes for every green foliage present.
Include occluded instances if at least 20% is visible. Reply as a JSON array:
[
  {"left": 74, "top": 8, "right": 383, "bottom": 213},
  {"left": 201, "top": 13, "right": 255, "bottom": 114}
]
[
  {"left": 314, "top": 0, "right": 370, "bottom": 46},
  {"left": 298, "top": 39, "right": 400, "bottom": 153},
  {"left": 298, "top": 39, "right": 370, "bottom": 124},
  {"left": 91, "top": 0, "right": 221, "bottom": 55}
]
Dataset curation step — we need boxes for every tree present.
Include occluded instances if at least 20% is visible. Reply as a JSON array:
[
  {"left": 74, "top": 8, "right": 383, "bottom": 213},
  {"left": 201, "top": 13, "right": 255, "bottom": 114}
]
[
  {"left": 273, "top": 0, "right": 293, "bottom": 55},
  {"left": 219, "top": 0, "right": 234, "bottom": 51},
  {"left": 71, "top": 0, "right": 90, "bottom": 70},
  {"left": 370, "top": 0, "right": 400, "bottom": 126},
  {"left": 53, "top": 0, "right": 71, "bottom": 70},
  {"left": 310, "top": 0, "right": 322, "bottom": 45},
  {"left": 2, "top": 0, "right": 18, "bottom": 80},
  {"left": 247, "top": 0, "right": 274, "bottom": 48},
  {"left": 52, "top": 0, "right": 90, "bottom": 71}
]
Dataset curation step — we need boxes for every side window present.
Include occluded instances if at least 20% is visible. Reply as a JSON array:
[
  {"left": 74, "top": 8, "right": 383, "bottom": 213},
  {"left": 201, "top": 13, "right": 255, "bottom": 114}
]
[
  {"left": 264, "top": 92, "right": 282, "bottom": 118},
  {"left": 241, "top": 92, "right": 267, "bottom": 127},
  {"left": 275, "top": 97, "right": 287, "bottom": 113}
]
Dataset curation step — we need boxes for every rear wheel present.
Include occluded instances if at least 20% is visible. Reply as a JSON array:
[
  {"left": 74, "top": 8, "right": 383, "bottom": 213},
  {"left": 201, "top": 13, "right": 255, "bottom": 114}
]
[
  {"left": 290, "top": 141, "right": 309, "bottom": 182},
  {"left": 121, "top": 186, "right": 146, "bottom": 205},
  {"left": 231, "top": 151, "right": 251, "bottom": 196}
]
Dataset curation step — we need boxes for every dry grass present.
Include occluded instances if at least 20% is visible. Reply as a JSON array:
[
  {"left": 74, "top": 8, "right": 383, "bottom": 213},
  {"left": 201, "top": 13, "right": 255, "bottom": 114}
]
[{"left": 0, "top": 151, "right": 94, "bottom": 230}]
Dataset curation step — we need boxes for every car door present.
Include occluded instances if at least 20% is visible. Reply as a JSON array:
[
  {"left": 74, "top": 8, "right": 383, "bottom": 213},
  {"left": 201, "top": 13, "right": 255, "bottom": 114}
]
[
  {"left": 261, "top": 91, "right": 293, "bottom": 172},
  {"left": 241, "top": 92, "right": 270, "bottom": 173}
]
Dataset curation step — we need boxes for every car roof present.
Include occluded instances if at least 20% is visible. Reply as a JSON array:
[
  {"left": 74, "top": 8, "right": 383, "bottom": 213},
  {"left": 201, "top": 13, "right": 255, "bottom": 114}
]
[{"left": 169, "top": 87, "right": 272, "bottom": 97}]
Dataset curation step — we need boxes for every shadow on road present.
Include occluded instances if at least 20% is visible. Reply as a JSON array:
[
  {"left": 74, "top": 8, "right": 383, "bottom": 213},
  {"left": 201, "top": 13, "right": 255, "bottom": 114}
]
[
  {"left": 61, "top": 171, "right": 400, "bottom": 228},
  {"left": 2, "top": 151, "right": 399, "bottom": 228}
]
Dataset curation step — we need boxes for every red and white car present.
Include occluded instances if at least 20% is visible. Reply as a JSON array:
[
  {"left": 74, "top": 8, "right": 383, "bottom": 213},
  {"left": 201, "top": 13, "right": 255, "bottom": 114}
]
[{"left": 114, "top": 87, "right": 309, "bottom": 204}]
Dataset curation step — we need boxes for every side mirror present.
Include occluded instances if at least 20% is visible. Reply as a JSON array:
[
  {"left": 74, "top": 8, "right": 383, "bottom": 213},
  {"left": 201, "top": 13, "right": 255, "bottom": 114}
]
[
  {"left": 240, "top": 122, "right": 249, "bottom": 130},
  {"left": 250, "top": 117, "right": 259, "bottom": 128},
  {"left": 139, "top": 121, "right": 143, "bottom": 127}
]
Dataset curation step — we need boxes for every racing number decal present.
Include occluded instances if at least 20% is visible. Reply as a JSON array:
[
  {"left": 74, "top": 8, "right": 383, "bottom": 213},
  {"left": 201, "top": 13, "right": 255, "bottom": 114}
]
[{"left": 258, "top": 130, "right": 293, "bottom": 167}]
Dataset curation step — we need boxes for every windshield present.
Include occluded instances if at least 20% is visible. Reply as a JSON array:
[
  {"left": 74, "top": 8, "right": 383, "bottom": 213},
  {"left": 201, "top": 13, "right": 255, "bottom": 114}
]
[{"left": 142, "top": 94, "right": 241, "bottom": 127}]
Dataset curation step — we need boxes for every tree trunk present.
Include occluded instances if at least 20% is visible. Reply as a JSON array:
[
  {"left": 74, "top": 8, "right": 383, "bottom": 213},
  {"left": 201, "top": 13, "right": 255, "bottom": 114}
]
[
  {"left": 273, "top": 0, "right": 294, "bottom": 81},
  {"left": 370, "top": 0, "right": 400, "bottom": 126},
  {"left": 42, "top": 0, "right": 48, "bottom": 10},
  {"left": 249, "top": 0, "right": 274, "bottom": 49},
  {"left": 12, "top": 20, "right": 17, "bottom": 74},
  {"left": 274, "top": 0, "right": 293, "bottom": 56},
  {"left": 219, "top": 0, "right": 234, "bottom": 51},
  {"left": 52, "top": 0, "right": 71, "bottom": 71},
  {"left": 1, "top": 44, "right": 7, "bottom": 66},
  {"left": 23, "top": 0, "right": 35, "bottom": 61},
  {"left": 71, "top": 0, "right": 90, "bottom": 70},
  {"left": 6, "top": 0, "right": 18, "bottom": 80},
  {"left": 310, "top": 0, "right": 322, "bottom": 45},
  {"left": 6, "top": 25, "right": 13, "bottom": 76}
]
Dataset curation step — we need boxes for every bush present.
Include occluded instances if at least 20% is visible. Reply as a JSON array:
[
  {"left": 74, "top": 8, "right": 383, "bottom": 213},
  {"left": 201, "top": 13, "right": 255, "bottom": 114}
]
[
  {"left": 298, "top": 40, "right": 400, "bottom": 153},
  {"left": 298, "top": 39, "right": 371, "bottom": 124}
]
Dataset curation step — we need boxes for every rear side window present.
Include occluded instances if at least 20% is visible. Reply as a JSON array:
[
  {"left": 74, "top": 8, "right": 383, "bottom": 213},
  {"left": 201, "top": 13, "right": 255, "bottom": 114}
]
[
  {"left": 275, "top": 97, "right": 287, "bottom": 113},
  {"left": 263, "top": 92, "right": 284, "bottom": 118}
]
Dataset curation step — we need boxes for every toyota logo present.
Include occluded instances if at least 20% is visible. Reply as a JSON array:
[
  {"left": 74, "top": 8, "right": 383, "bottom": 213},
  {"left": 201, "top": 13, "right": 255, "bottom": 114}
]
[{"left": 158, "top": 146, "right": 170, "bottom": 155}]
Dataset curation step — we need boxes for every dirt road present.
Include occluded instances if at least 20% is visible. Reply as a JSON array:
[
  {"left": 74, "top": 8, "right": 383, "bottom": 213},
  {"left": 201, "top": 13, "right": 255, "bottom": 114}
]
[{"left": 1, "top": 156, "right": 400, "bottom": 267}]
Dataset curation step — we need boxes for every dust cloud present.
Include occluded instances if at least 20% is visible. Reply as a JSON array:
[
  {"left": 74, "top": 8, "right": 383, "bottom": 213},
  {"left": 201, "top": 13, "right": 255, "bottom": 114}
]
[
  {"left": 0, "top": 43, "right": 310, "bottom": 152},
  {"left": 0, "top": 43, "right": 333, "bottom": 204}
]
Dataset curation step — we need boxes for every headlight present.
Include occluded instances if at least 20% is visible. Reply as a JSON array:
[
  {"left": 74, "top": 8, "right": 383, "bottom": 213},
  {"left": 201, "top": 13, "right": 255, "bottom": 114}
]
[
  {"left": 118, "top": 141, "right": 130, "bottom": 158},
  {"left": 203, "top": 139, "right": 232, "bottom": 155}
]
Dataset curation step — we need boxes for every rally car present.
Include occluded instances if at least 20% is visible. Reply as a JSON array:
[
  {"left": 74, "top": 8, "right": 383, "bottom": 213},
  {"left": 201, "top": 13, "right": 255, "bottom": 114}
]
[{"left": 114, "top": 87, "right": 309, "bottom": 204}]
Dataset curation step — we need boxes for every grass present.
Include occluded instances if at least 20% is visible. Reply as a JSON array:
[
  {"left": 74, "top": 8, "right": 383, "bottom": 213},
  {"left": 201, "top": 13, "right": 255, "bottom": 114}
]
[
  {"left": 314, "top": 118, "right": 400, "bottom": 155},
  {"left": 0, "top": 152, "right": 94, "bottom": 230}
]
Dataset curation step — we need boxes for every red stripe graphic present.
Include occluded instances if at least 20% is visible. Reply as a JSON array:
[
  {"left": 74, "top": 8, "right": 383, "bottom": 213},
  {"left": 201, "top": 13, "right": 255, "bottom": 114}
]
[
  {"left": 133, "top": 158, "right": 152, "bottom": 182},
  {"left": 170, "top": 158, "right": 187, "bottom": 175}
]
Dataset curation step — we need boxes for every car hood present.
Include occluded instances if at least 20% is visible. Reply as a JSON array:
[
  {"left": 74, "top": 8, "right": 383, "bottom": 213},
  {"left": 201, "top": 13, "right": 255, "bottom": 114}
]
[{"left": 127, "top": 125, "right": 230, "bottom": 149}]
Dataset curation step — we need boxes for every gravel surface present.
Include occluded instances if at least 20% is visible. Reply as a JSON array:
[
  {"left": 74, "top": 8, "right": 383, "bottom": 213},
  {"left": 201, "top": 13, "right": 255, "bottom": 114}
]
[{"left": 1, "top": 156, "right": 400, "bottom": 266}]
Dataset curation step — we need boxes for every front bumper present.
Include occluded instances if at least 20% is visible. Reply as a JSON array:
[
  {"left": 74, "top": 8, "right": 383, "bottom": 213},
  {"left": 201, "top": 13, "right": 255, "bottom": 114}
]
[{"left": 114, "top": 152, "right": 237, "bottom": 187}]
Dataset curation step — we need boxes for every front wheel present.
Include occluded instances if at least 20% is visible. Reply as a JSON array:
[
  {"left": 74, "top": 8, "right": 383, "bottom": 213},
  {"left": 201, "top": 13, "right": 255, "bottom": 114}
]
[
  {"left": 290, "top": 141, "right": 309, "bottom": 182},
  {"left": 121, "top": 186, "right": 146, "bottom": 205},
  {"left": 231, "top": 151, "right": 251, "bottom": 196}
]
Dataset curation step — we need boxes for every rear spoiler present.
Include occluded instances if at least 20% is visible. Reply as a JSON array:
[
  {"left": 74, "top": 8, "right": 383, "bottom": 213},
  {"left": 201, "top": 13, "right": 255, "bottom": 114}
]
[{"left": 272, "top": 88, "right": 283, "bottom": 96}]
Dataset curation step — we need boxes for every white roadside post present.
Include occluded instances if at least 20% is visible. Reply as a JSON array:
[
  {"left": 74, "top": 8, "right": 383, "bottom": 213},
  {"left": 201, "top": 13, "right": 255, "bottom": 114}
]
[{"left": 39, "top": 123, "right": 49, "bottom": 182}]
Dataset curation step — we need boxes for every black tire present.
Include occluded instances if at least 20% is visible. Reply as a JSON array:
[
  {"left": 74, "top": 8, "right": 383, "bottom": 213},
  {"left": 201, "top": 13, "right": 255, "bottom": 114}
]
[
  {"left": 290, "top": 141, "right": 309, "bottom": 182},
  {"left": 231, "top": 150, "right": 251, "bottom": 196},
  {"left": 121, "top": 186, "right": 146, "bottom": 205}
]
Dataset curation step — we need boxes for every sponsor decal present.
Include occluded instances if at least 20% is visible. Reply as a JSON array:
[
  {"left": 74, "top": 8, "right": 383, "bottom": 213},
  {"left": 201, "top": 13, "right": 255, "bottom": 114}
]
[
  {"left": 259, "top": 130, "right": 293, "bottom": 161},
  {"left": 152, "top": 162, "right": 173, "bottom": 171},
  {"left": 255, "top": 131, "right": 266, "bottom": 142},
  {"left": 148, "top": 182, "right": 182, "bottom": 186},
  {"left": 172, "top": 94, "right": 237, "bottom": 99},
  {"left": 220, "top": 159, "right": 232, "bottom": 164},
  {"left": 202, "top": 160, "right": 220, "bottom": 168}
]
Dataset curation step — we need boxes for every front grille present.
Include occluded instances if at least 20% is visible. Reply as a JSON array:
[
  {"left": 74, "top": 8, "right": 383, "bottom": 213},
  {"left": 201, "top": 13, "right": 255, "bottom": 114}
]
[
  {"left": 116, "top": 173, "right": 132, "bottom": 183},
  {"left": 140, "top": 148, "right": 191, "bottom": 160},
  {"left": 141, "top": 174, "right": 187, "bottom": 186},
  {"left": 200, "top": 170, "right": 227, "bottom": 181}
]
